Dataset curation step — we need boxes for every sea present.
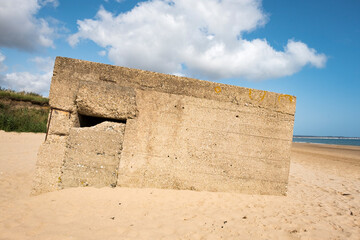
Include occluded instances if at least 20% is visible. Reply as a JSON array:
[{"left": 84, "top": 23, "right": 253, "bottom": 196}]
[{"left": 292, "top": 136, "right": 360, "bottom": 146}]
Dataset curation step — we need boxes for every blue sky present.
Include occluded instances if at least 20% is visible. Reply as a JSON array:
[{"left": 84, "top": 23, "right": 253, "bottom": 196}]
[{"left": 0, "top": 0, "right": 359, "bottom": 137}]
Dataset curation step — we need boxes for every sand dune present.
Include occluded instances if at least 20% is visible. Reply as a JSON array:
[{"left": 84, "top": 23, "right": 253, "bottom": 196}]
[{"left": 0, "top": 131, "right": 359, "bottom": 239}]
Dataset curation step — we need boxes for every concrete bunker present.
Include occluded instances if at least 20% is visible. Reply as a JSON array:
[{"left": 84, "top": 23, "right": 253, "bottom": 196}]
[{"left": 32, "top": 57, "right": 296, "bottom": 196}]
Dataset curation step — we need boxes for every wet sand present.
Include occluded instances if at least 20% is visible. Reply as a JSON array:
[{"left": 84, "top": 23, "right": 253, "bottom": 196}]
[{"left": 0, "top": 131, "right": 359, "bottom": 239}]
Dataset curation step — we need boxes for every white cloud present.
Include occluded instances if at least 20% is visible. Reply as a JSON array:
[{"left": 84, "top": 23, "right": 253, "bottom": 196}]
[
  {"left": 104, "top": 0, "right": 125, "bottom": 2},
  {"left": 1, "top": 71, "right": 52, "bottom": 95},
  {"left": 0, "top": 55, "right": 53, "bottom": 96},
  {"left": 0, "top": 52, "right": 7, "bottom": 72},
  {"left": 40, "top": 0, "right": 59, "bottom": 8},
  {"left": 69, "top": 0, "right": 326, "bottom": 80},
  {"left": 98, "top": 50, "right": 107, "bottom": 56},
  {"left": 30, "top": 56, "right": 55, "bottom": 72},
  {"left": 0, "top": 0, "right": 58, "bottom": 50}
]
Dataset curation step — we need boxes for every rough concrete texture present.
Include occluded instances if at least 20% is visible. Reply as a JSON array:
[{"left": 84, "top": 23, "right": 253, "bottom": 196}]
[
  {"left": 31, "top": 135, "right": 67, "bottom": 195},
  {"left": 76, "top": 81, "right": 137, "bottom": 120},
  {"left": 60, "top": 122, "right": 125, "bottom": 188},
  {"left": 117, "top": 90, "right": 292, "bottom": 195},
  {"left": 32, "top": 56, "right": 296, "bottom": 195},
  {"left": 48, "top": 109, "right": 78, "bottom": 136}
]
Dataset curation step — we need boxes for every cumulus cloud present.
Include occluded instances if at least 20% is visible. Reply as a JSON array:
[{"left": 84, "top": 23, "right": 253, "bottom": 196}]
[
  {"left": 104, "top": 0, "right": 125, "bottom": 2},
  {"left": 0, "top": 0, "right": 58, "bottom": 50},
  {"left": 30, "top": 56, "right": 55, "bottom": 72},
  {"left": 0, "top": 54, "right": 53, "bottom": 96},
  {"left": 98, "top": 50, "right": 107, "bottom": 56},
  {"left": 1, "top": 71, "right": 52, "bottom": 95},
  {"left": 69, "top": 0, "right": 326, "bottom": 80},
  {"left": 40, "top": 0, "right": 59, "bottom": 8},
  {"left": 0, "top": 52, "right": 7, "bottom": 72}
]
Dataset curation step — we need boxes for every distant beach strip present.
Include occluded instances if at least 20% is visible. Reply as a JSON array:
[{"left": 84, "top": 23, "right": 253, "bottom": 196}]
[{"left": 293, "top": 136, "right": 360, "bottom": 146}]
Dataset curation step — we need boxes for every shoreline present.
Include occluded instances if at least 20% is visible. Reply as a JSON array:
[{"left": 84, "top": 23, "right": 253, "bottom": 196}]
[
  {"left": 292, "top": 141, "right": 360, "bottom": 147},
  {"left": 293, "top": 137, "right": 360, "bottom": 140},
  {"left": 292, "top": 141, "right": 360, "bottom": 151}
]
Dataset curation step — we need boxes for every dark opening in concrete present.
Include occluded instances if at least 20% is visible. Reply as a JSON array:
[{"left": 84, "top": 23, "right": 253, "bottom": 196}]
[{"left": 78, "top": 113, "right": 126, "bottom": 127}]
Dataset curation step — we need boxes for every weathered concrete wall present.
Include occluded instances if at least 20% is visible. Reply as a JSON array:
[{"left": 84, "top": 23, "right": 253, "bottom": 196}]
[
  {"left": 76, "top": 81, "right": 137, "bottom": 119},
  {"left": 32, "top": 56, "right": 296, "bottom": 195},
  {"left": 61, "top": 122, "right": 125, "bottom": 188},
  {"left": 118, "top": 90, "right": 293, "bottom": 194}
]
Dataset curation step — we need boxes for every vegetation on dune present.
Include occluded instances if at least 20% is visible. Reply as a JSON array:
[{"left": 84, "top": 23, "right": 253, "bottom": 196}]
[
  {"left": 0, "top": 87, "right": 49, "bottom": 105},
  {"left": 0, "top": 103, "right": 49, "bottom": 133},
  {"left": 0, "top": 87, "right": 49, "bottom": 133}
]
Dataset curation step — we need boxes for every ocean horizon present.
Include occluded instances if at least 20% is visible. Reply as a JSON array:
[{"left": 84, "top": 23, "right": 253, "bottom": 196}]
[{"left": 293, "top": 136, "right": 360, "bottom": 146}]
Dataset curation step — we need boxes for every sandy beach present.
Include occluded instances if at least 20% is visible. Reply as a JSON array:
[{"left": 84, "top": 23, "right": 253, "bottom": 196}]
[{"left": 0, "top": 131, "right": 359, "bottom": 240}]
